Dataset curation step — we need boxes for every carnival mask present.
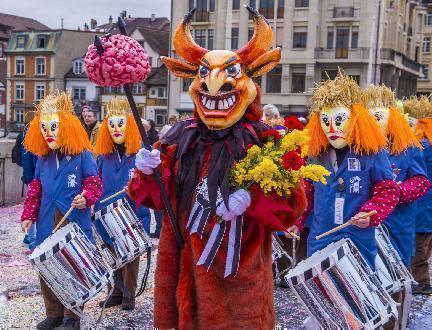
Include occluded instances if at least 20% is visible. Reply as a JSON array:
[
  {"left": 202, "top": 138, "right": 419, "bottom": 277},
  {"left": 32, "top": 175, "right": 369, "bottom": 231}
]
[
  {"left": 408, "top": 117, "right": 418, "bottom": 132},
  {"left": 320, "top": 106, "right": 350, "bottom": 149},
  {"left": 40, "top": 113, "right": 60, "bottom": 150},
  {"left": 162, "top": 7, "right": 280, "bottom": 130},
  {"left": 108, "top": 115, "right": 127, "bottom": 144},
  {"left": 370, "top": 107, "right": 390, "bottom": 135}
]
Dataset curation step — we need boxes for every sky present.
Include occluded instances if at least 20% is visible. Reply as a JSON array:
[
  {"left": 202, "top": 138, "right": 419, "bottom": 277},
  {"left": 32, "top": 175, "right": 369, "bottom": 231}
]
[{"left": 0, "top": 0, "right": 171, "bottom": 30}]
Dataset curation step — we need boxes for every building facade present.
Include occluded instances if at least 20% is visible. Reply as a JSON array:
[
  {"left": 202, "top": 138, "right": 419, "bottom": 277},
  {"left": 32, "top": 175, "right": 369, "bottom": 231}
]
[
  {"left": 418, "top": 0, "right": 432, "bottom": 95},
  {"left": 169, "top": 0, "right": 426, "bottom": 116},
  {"left": 5, "top": 29, "right": 99, "bottom": 132}
]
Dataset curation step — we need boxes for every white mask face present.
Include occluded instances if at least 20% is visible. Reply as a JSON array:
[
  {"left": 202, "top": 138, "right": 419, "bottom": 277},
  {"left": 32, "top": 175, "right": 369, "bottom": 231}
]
[
  {"left": 40, "top": 113, "right": 60, "bottom": 150},
  {"left": 320, "top": 106, "right": 350, "bottom": 149},
  {"left": 370, "top": 106, "right": 390, "bottom": 135},
  {"left": 107, "top": 115, "right": 127, "bottom": 144},
  {"left": 408, "top": 117, "right": 418, "bottom": 132}
]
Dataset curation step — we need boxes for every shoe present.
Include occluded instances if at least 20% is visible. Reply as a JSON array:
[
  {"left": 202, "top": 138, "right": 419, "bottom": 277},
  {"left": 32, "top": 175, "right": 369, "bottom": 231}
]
[
  {"left": 122, "top": 297, "right": 136, "bottom": 311},
  {"left": 36, "top": 317, "right": 63, "bottom": 330},
  {"left": 24, "top": 249, "right": 34, "bottom": 255},
  {"left": 98, "top": 295, "right": 122, "bottom": 308},
  {"left": 63, "top": 318, "right": 80, "bottom": 330},
  {"left": 412, "top": 283, "right": 432, "bottom": 295}
]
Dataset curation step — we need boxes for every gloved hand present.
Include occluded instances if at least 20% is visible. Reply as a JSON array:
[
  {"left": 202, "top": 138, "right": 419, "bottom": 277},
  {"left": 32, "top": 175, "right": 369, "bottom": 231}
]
[
  {"left": 216, "top": 189, "right": 251, "bottom": 221},
  {"left": 136, "top": 148, "right": 161, "bottom": 175}
]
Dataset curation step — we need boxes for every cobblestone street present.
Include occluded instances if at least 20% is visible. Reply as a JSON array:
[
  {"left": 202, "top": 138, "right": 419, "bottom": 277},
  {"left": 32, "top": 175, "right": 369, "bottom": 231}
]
[{"left": 1, "top": 204, "right": 432, "bottom": 329}]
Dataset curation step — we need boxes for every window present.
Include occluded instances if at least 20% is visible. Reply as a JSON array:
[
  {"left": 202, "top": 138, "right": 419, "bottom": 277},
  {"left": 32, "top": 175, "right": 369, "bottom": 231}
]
[
  {"left": 132, "top": 83, "right": 145, "bottom": 94},
  {"left": 189, "top": 0, "right": 194, "bottom": 11},
  {"left": 36, "top": 57, "right": 46, "bottom": 75},
  {"left": 15, "top": 83, "right": 24, "bottom": 100},
  {"left": 231, "top": 28, "right": 239, "bottom": 50},
  {"left": 249, "top": 0, "right": 257, "bottom": 19},
  {"left": 157, "top": 87, "right": 167, "bottom": 98},
  {"left": 423, "top": 37, "right": 431, "bottom": 53},
  {"left": 322, "top": 69, "right": 338, "bottom": 81},
  {"left": 208, "top": 29, "right": 214, "bottom": 50},
  {"left": 15, "top": 109, "right": 24, "bottom": 123},
  {"left": 295, "top": 0, "right": 309, "bottom": 7},
  {"left": 35, "top": 84, "right": 45, "bottom": 100},
  {"left": 248, "top": 28, "right": 254, "bottom": 41},
  {"left": 259, "top": 0, "right": 274, "bottom": 19},
  {"left": 233, "top": 0, "right": 240, "bottom": 10},
  {"left": 183, "top": 78, "right": 193, "bottom": 92},
  {"left": 73, "top": 60, "right": 83, "bottom": 74},
  {"left": 0, "top": 43, "right": 4, "bottom": 59},
  {"left": 210, "top": 0, "right": 216, "bottom": 12},
  {"left": 293, "top": 32, "right": 307, "bottom": 48},
  {"left": 426, "top": 12, "right": 432, "bottom": 26},
  {"left": 336, "top": 27, "right": 349, "bottom": 58},
  {"left": 195, "top": 30, "right": 207, "bottom": 48},
  {"left": 423, "top": 65, "right": 429, "bottom": 80},
  {"left": 16, "top": 36, "right": 25, "bottom": 48},
  {"left": 266, "top": 65, "right": 282, "bottom": 93},
  {"left": 327, "top": 30, "right": 334, "bottom": 49},
  {"left": 291, "top": 72, "right": 306, "bottom": 93},
  {"left": 15, "top": 58, "right": 25, "bottom": 75},
  {"left": 277, "top": 0, "right": 285, "bottom": 19},
  {"left": 351, "top": 31, "right": 359, "bottom": 49},
  {"left": 195, "top": 0, "right": 208, "bottom": 22},
  {"left": 37, "top": 36, "right": 46, "bottom": 48},
  {"left": 72, "top": 87, "right": 86, "bottom": 100},
  {"left": 155, "top": 109, "right": 168, "bottom": 126}
]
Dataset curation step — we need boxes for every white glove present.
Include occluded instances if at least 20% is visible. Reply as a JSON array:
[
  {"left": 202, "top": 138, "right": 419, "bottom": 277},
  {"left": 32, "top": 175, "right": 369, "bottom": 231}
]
[
  {"left": 216, "top": 189, "right": 251, "bottom": 221},
  {"left": 135, "top": 148, "right": 161, "bottom": 175}
]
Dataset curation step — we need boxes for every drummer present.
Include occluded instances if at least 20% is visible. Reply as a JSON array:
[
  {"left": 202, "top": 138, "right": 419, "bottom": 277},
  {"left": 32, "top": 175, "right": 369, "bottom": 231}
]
[
  {"left": 405, "top": 96, "right": 432, "bottom": 295},
  {"left": 297, "top": 72, "right": 400, "bottom": 268},
  {"left": 93, "top": 97, "right": 151, "bottom": 311},
  {"left": 362, "top": 87, "right": 430, "bottom": 268},
  {"left": 20, "top": 91, "right": 102, "bottom": 330}
]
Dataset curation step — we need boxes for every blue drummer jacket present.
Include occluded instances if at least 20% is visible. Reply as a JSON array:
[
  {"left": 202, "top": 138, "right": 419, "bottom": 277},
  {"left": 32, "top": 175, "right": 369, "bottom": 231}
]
[
  {"left": 383, "top": 147, "right": 427, "bottom": 267},
  {"left": 34, "top": 150, "right": 97, "bottom": 246},
  {"left": 94, "top": 151, "right": 150, "bottom": 235},
  {"left": 307, "top": 150, "right": 394, "bottom": 268},
  {"left": 415, "top": 139, "right": 432, "bottom": 233}
]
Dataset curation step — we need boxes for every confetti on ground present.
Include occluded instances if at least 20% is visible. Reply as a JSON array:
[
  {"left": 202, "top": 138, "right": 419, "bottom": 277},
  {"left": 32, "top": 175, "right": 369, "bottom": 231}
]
[{"left": 1, "top": 204, "right": 432, "bottom": 328}]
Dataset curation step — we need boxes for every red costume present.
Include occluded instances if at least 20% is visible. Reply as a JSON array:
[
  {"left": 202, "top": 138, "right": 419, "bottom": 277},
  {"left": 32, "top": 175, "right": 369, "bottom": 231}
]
[{"left": 129, "top": 7, "right": 306, "bottom": 329}]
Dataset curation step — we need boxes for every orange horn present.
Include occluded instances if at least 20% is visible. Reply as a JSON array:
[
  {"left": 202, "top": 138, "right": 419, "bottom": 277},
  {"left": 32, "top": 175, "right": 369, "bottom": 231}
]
[
  {"left": 173, "top": 8, "right": 208, "bottom": 64},
  {"left": 236, "top": 6, "right": 273, "bottom": 65}
]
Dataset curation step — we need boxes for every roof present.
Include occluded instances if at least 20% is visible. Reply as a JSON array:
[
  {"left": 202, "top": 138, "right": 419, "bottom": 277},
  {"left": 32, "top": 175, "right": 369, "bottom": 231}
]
[
  {"left": 144, "top": 66, "right": 167, "bottom": 86},
  {"left": 98, "top": 16, "right": 170, "bottom": 35},
  {"left": 0, "top": 12, "right": 49, "bottom": 33},
  {"left": 6, "top": 30, "right": 62, "bottom": 53},
  {"left": 136, "top": 27, "right": 169, "bottom": 56}
]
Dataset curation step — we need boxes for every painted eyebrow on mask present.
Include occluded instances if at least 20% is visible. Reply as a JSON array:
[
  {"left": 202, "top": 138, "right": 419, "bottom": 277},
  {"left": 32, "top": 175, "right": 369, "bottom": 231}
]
[
  {"left": 201, "top": 58, "right": 210, "bottom": 67},
  {"left": 224, "top": 56, "right": 238, "bottom": 66}
]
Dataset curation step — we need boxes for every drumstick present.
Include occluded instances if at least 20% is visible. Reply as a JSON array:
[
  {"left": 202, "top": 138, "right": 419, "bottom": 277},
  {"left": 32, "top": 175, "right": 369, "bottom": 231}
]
[
  {"left": 53, "top": 190, "right": 87, "bottom": 233},
  {"left": 315, "top": 210, "right": 377, "bottom": 240},
  {"left": 99, "top": 188, "right": 126, "bottom": 204}
]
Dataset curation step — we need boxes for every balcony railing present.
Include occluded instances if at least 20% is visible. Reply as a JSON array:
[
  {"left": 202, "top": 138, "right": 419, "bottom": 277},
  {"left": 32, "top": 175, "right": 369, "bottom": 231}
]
[
  {"left": 193, "top": 10, "right": 209, "bottom": 22},
  {"left": 333, "top": 7, "right": 354, "bottom": 18},
  {"left": 315, "top": 47, "right": 370, "bottom": 60},
  {"left": 380, "top": 48, "right": 421, "bottom": 72}
]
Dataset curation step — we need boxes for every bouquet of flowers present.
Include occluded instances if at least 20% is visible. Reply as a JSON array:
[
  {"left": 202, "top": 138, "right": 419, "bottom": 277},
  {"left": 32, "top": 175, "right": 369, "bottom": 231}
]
[{"left": 231, "top": 128, "right": 330, "bottom": 197}]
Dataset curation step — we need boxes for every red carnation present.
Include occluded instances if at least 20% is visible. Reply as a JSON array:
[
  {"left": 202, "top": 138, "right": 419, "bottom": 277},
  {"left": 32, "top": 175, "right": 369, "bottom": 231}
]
[
  {"left": 284, "top": 116, "right": 304, "bottom": 131},
  {"left": 261, "top": 129, "right": 282, "bottom": 140},
  {"left": 282, "top": 151, "right": 305, "bottom": 171}
]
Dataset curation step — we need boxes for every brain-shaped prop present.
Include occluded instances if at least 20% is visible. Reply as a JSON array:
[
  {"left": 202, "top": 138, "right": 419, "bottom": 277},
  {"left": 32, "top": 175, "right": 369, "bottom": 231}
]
[{"left": 85, "top": 34, "right": 151, "bottom": 87}]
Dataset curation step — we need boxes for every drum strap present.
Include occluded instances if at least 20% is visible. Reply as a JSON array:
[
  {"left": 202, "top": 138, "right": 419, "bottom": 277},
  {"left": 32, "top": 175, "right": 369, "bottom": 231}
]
[{"left": 136, "top": 247, "right": 152, "bottom": 297}]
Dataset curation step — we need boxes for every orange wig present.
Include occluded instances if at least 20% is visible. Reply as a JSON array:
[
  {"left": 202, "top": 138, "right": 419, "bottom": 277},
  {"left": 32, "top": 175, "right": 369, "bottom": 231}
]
[
  {"left": 386, "top": 107, "right": 421, "bottom": 154},
  {"left": 93, "top": 114, "right": 142, "bottom": 156}
]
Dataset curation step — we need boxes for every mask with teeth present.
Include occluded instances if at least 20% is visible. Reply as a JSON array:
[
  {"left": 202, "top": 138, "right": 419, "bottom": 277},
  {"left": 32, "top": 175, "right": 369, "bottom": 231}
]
[{"left": 162, "top": 7, "right": 281, "bottom": 130}]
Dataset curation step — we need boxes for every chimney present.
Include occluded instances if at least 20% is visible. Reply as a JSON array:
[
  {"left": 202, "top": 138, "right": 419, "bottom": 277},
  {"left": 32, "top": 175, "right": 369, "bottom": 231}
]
[
  {"left": 90, "top": 19, "right": 97, "bottom": 30},
  {"left": 121, "top": 10, "right": 127, "bottom": 19},
  {"left": 108, "top": 15, "right": 113, "bottom": 24},
  {"left": 151, "top": 13, "right": 156, "bottom": 22},
  {"left": 84, "top": 22, "right": 89, "bottom": 31}
]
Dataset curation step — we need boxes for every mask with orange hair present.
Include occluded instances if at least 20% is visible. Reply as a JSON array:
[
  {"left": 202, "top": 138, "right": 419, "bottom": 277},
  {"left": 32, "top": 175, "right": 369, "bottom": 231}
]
[
  {"left": 24, "top": 91, "right": 91, "bottom": 156},
  {"left": 307, "top": 72, "right": 387, "bottom": 156},
  {"left": 161, "top": 6, "right": 281, "bottom": 130},
  {"left": 362, "top": 85, "right": 420, "bottom": 154},
  {"left": 93, "top": 97, "right": 141, "bottom": 156},
  {"left": 404, "top": 96, "right": 432, "bottom": 143}
]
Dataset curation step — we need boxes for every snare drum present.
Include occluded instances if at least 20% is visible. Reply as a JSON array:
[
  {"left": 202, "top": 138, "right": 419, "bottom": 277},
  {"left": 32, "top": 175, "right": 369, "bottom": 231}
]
[
  {"left": 92, "top": 198, "right": 151, "bottom": 270},
  {"left": 29, "top": 223, "right": 113, "bottom": 320},
  {"left": 285, "top": 238, "right": 397, "bottom": 329},
  {"left": 375, "top": 225, "right": 414, "bottom": 294}
]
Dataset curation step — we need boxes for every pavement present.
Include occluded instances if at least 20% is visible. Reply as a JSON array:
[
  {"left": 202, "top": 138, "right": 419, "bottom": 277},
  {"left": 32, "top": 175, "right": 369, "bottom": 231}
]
[{"left": 1, "top": 204, "right": 432, "bottom": 329}]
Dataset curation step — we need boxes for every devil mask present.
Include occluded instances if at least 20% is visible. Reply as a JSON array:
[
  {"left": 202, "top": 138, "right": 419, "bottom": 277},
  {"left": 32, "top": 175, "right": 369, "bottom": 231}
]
[{"left": 161, "top": 7, "right": 281, "bottom": 130}]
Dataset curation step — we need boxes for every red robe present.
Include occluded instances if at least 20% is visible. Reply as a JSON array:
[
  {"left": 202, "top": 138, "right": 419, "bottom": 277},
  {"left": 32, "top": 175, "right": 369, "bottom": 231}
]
[{"left": 129, "top": 124, "right": 307, "bottom": 329}]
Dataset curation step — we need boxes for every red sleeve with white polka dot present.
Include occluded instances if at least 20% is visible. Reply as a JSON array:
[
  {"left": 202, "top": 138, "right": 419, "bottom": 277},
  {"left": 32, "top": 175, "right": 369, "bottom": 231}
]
[
  {"left": 21, "top": 179, "right": 42, "bottom": 222},
  {"left": 82, "top": 175, "right": 102, "bottom": 207},
  {"left": 399, "top": 175, "right": 431, "bottom": 204},
  {"left": 360, "top": 179, "right": 400, "bottom": 227}
]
